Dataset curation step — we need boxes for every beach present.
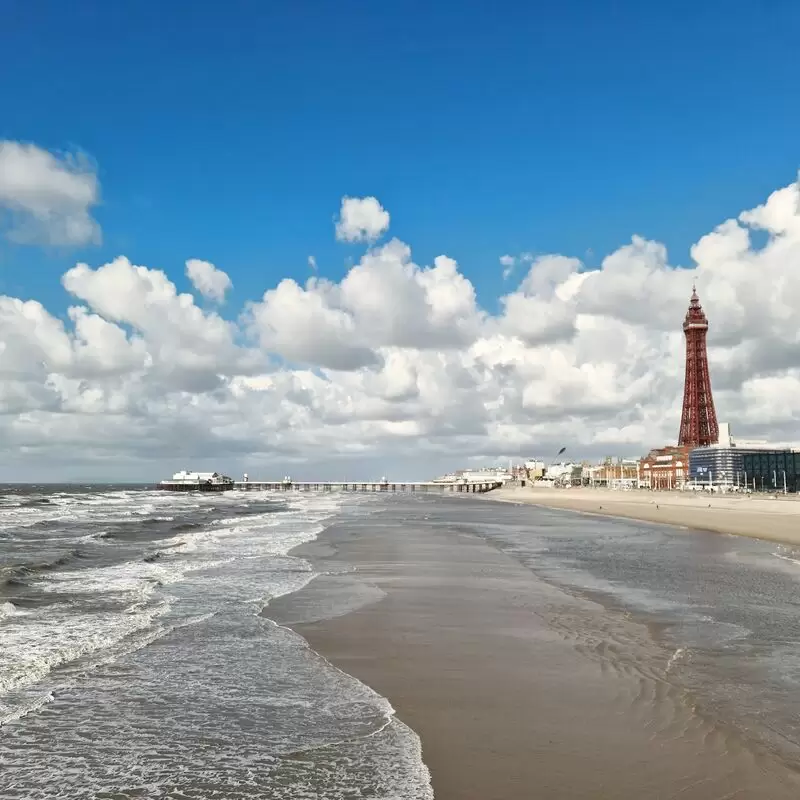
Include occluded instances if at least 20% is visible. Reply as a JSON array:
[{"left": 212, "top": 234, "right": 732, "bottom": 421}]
[
  {"left": 6, "top": 487, "right": 800, "bottom": 798},
  {"left": 488, "top": 485, "right": 800, "bottom": 545},
  {"left": 274, "top": 494, "right": 800, "bottom": 800},
  {"left": 0, "top": 488, "right": 433, "bottom": 798}
]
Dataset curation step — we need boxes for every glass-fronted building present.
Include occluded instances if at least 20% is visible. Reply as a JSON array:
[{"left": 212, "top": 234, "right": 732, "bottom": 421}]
[
  {"left": 740, "top": 450, "right": 800, "bottom": 493},
  {"left": 689, "top": 446, "right": 800, "bottom": 492},
  {"left": 688, "top": 446, "right": 742, "bottom": 487}
]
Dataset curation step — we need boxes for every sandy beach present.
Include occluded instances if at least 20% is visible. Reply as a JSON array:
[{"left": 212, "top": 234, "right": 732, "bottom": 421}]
[
  {"left": 270, "top": 497, "right": 800, "bottom": 800},
  {"left": 488, "top": 485, "right": 800, "bottom": 545}
]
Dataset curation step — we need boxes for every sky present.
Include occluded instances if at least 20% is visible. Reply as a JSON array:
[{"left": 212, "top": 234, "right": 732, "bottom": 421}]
[{"left": 0, "top": 1, "right": 799, "bottom": 481}]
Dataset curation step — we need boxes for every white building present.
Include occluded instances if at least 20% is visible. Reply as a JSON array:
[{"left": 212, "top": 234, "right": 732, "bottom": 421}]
[
  {"left": 432, "top": 467, "right": 515, "bottom": 484},
  {"left": 169, "top": 470, "right": 233, "bottom": 485},
  {"left": 544, "top": 462, "right": 584, "bottom": 486},
  {"left": 524, "top": 459, "right": 545, "bottom": 471},
  {"left": 458, "top": 468, "right": 515, "bottom": 483}
]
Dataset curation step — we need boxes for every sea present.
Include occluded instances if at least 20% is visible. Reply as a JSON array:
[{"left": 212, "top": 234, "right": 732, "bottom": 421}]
[
  {"left": 4, "top": 486, "right": 800, "bottom": 797},
  {"left": 464, "top": 498, "right": 800, "bottom": 777},
  {"left": 0, "top": 485, "right": 432, "bottom": 799}
]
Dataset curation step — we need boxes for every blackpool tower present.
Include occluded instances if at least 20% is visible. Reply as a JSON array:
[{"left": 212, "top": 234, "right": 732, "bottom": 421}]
[{"left": 678, "top": 286, "right": 719, "bottom": 448}]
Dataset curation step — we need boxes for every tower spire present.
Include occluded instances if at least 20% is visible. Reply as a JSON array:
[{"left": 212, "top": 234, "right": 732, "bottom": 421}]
[{"left": 678, "top": 286, "right": 719, "bottom": 448}]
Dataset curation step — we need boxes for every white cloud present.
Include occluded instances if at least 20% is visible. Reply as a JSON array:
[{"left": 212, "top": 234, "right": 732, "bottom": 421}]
[
  {"left": 308, "top": 255, "right": 317, "bottom": 271},
  {"left": 247, "top": 277, "right": 380, "bottom": 371},
  {"left": 246, "top": 240, "right": 483, "bottom": 370},
  {"left": 185, "top": 258, "right": 232, "bottom": 302},
  {"left": 335, "top": 195, "right": 390, "bottom": 242},
  {"left": 2, "top": 178, "right": 800, "bottom": 480},
  {"left": 61, "top": 256, "right": 257, "bottom": 391},
  {"left": 500, "top": 254, "right": 515, "bottom": 279},
  {"left": 500, "top": 251, "right": 536, "bottom": 280},
  {"left": 0, "top": 141, "right": 100, "bottom": 246}
]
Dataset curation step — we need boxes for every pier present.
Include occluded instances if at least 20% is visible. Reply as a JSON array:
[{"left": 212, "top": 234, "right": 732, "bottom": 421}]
[
  {"left": 157, "top": 478, "right": 503, "bottom": 494},
  {"left": 235, "top": 480, "right": 502, "bottom": 493}
]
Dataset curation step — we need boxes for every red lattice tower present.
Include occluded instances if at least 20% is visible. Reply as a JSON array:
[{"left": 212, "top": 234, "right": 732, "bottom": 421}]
[{"left": 678, "top": 286, "right": 719, "bottom": 447}]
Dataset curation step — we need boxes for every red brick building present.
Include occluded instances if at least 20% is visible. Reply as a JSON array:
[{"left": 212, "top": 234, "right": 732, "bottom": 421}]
[{"left": 639, "top": 446, "right": 691, "bottom": 490}]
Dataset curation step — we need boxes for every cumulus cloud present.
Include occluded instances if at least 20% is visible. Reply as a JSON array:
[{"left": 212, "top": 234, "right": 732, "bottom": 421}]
[
  {"left": 335, "top": 195, "right": 390, "bottom": 242},
  {"left": 61, "top": 256, "right": 256, "bottom": 391},
  {"left": 185, "top": 258, "right": 232, "bottom": 302},
  {"left": 247, "top": 277, "right": 380, "bottom": 371},
  {"left": 246, "top": 240, "right": 483, "bottom": 371},
  {"left": 2, "top": 178, "right": 800, "bottom": 480},
  {"left": 0, "top": 141, "right": 100, "bottom": 246}
]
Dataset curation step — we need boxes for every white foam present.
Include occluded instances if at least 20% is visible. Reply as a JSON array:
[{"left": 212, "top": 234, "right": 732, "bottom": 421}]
[
  {"left": 0, "top": 489, "right": 434, "bottom": 797},
  {"left": 0, "top": 690, "right": 55, "bottom": 727},
  {"left": 666, "top": 646, "right": 688, "bottom": 672},
  {"left": 0, "top": 597, "right": 172, "bottom": 701},
  {"left": 773, "top": 550, "right": 800, "bottom": 569},
  {"left": 0, "top": 489, "right": 348, "bottom": 713}
]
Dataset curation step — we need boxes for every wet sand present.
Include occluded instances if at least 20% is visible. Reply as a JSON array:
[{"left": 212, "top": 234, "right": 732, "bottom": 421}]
[
  {"left": 271, "top": 502, "right": 800, "bottom": 800},
  {"left": 489, "top": 485, "right": 800, "bottom": 545}
]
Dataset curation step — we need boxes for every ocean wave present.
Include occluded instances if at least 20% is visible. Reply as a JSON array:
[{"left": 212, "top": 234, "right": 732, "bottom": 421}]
[
  {"left": 1, "top": 601, "right": 17, "bottom": 617},
  {"left": 170, "top": 522, "right": 203, "bottom": 533},
  {"left": 138, "top": 515, "right": 176, "bottom": 526},
  {"left": 1, "top": 547, "right": 92, "bottom": 588},
  {"left": 0, "top": 597, "right": 173, "bottom": 701},
  {"left": 17, "top": 497, "right": 53, "bottom": 508},
  {"left": 0, "top": 488, "right": 347, "bottom": 718},
  {"left": 0, "top": 489, "right": 436, "bottom": 797},
  {"left": 0, "top": 690, "right": 55, "bottom": 727}
]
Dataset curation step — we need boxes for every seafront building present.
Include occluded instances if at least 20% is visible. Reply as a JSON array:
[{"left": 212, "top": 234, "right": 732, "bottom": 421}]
[
  {"left": 739, "top": 450, "right": 800, "bottom": 493},
  {"left": 516, "top": 276, "right": 800, "bottom": 495},
  {"left": 688, "top": 423, "right": 800, "bottom": 492},
  {"left": 638, "top": 425, "right": 800, "bottom": 494},
  {"left": 524, "top": 459, "right": 546, "bottom": 479},
  {"left": 638, "top": 446, "right": 691, "bottom": 490},
  {"left": 584, "top": 458, "right": 640, "bottom": 489},
  {"left": 632, "top": 288, "right": 800, "bottom": 494}
]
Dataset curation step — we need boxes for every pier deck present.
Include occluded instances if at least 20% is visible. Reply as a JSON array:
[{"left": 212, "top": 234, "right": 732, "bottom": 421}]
[
  {"left": 237, "top": 480, "right": 503, "bottom": 493},
  {"left": 158, "top": 480, "right": 503, "bottom": 494}
]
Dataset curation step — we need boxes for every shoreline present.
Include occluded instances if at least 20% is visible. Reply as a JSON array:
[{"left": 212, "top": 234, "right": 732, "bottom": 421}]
[
  {"left": 267, "top": 499, "right": 800, "bottom": 799},
  {"left": 485, "top": 486, "right": 800, "bottom": 546}
]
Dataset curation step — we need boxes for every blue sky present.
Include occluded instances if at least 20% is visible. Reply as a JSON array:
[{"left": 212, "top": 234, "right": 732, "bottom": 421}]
[
  {"left": 2, "top": 0, "right": 798, "bottom": 313},
  {"left": 1, "top": 1, "right": 800, "bottom": 480}
]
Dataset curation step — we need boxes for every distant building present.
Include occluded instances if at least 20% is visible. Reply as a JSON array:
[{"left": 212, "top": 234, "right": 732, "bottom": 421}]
[
  {"left": 544, "top": 462, "right": 584, "bottom": 486},
  {"left": 585, "top": 457, "right": 640, "bottom": 488},
  {"left": 159, "top": 470, "right": 234, "bottom": 492},
  {"left": 524, "top": 460, "right": 546, "bottom": 479},
  {"left": 740, "top": 450, "right": 799, "bottom": 493},
  {"left": 639, "top": 446, "right": 691, "bottom": 490},
  {"left": 688, "top": 423, "right": 800, "bottom": 492},
  {"left": 169, "top": 470, "right": 233, "bottom": 485},
  {"left": 458, "top": 468, "right": 515, "bottom": 483},
  {"left": 433, "top": 467, "right": 516, "bottom": 484}
]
